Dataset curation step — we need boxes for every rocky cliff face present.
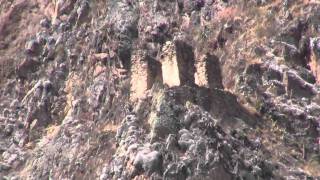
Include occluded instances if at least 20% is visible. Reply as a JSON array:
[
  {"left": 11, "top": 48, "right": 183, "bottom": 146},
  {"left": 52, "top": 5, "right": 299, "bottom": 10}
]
[{"left": 1, "top": 0, "right": 320, "bottom": 179}]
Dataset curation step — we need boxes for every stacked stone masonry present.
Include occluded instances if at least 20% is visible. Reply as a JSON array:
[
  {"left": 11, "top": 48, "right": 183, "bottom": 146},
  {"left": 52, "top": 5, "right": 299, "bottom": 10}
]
[{"left": 130, "top": 40, "right": 224, "bottom": 100}]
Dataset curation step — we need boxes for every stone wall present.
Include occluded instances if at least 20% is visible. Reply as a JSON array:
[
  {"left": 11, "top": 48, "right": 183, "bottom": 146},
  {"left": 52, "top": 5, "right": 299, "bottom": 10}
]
[
  {"left": 175, "top": 40, "right": 195, "bottom": 86},
  {"left": 161, "top": 41, "right": 181, "bottom": 87},
  {"left": 130, "top": 50, "right": 162, "bottom": 101},
  {"left": 195, "top": 54, "right": 223, "bottom": 89},
  {"left": 130, "top": 50, "right": 150, "bottom": 101},
  {"left": 131, "top": 41, "right": 224, "bottom": 101},
  {"left": 161, "top": 40, "right": 195, "bottom": 87}
]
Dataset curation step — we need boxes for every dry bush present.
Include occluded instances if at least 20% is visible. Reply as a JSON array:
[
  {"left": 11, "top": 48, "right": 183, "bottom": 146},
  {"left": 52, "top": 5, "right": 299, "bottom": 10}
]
[
  {"left": 254, "top": 20, "right": 278, "bottom": 39},
  {"left": 245, "top": 4, "right": 279, "bottom": 40},
  {"left": 215, "top": 7, "right": 240, "bottom": 22}
]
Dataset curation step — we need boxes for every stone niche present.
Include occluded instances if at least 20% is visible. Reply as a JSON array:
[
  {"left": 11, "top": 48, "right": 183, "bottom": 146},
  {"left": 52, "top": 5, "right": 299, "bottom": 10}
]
[
  {"left": 195, "top": 54, "right": 223, "bottom": 89},
  {"left": 160, "top": 40, "right": 195, "bottom": 87},
  {"left": 130, "top": 50, "right": 162, "bottom": 101}
]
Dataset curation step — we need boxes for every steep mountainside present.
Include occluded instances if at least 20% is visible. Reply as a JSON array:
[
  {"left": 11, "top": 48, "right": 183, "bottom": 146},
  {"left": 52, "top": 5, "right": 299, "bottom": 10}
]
[{"left": 1, "top": 0, "right": 320, "bottom": 179}]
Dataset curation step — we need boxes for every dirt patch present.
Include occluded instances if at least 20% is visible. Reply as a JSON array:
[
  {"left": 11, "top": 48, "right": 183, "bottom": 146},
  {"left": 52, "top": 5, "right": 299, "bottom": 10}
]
[{"left": 0, "top": 0, "right": 54, "bottom": 84}]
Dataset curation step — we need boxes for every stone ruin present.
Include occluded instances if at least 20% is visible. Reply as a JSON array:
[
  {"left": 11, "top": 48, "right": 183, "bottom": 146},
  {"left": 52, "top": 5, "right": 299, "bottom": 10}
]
[
  {"left": 195, "top": 53, "right": 224, "bottom": 89},
  {"left": 130, "top": 50, "right": 162, "bottom": 101},
  {"left": 130, "top": 40, "right": 224, "bottom": 101}
]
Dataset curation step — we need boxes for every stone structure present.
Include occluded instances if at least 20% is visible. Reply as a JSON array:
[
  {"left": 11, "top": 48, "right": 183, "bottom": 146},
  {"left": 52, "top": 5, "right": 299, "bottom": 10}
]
[
  {"left": 130, "top": 50, "right": 149, "bottom": 101},
  {"left": 130, "top": 50, "right": 162, "bottom": 101},
  {"left": 195, "top": 54, "right": 223, "bottom": 89},
  {"left": 131, "top": 42, "right": 224, "bottom": 101},
  {"left": 160, "top": 40, "right": 195, "bottom": 87}
]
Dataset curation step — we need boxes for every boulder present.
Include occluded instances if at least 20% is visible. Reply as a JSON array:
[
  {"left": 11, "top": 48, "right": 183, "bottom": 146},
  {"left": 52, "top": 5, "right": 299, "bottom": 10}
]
[
  {"left": 16, "top": 58, "right": 40, "bottom": 79},
  {"left": 133, "top": 150, "right": 163, "bottom": 175},
  {"left": 263, "top": 65, "right": 282, "bottom": 82},
  {"left": 295, "top": 66, "right": 316, "bottom": 84},
  {"left": 25, "top": 40, "right": 41, "bottom": 55},
  {"left": 283, "top": 71, "right": 316, "bottom": 98},
  {"left": 0, "top": 162, "right": 11, "bottom": 172},
  {"left": 266, "top": 80, "right": 286, "bottom": 96},
  {"left": 40, "top": 18, "right": 51, "bottom": 28}
]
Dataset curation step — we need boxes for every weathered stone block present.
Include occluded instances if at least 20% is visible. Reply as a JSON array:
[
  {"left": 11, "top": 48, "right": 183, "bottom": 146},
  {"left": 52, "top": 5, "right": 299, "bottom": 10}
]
[
  {"left": 130, "top": 51, "right": 149, "bottom": 101},
  {"left": 195, "top": 54, "right": 223, "bottom": 89},
  {"left": 161, "top": 40, "right": 195, "bottom": 87},
  {"left": 130, "top": 50, "right": 161, "bottom": 101},
  {"left": 161, "top": 41, "right": 181, "bottom": 87}
]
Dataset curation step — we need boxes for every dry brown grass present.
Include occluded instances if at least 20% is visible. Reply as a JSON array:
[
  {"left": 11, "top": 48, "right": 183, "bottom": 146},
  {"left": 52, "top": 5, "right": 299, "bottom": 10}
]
[{"left": 215, "top": 7, "right": 240, "bottom": 22}]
